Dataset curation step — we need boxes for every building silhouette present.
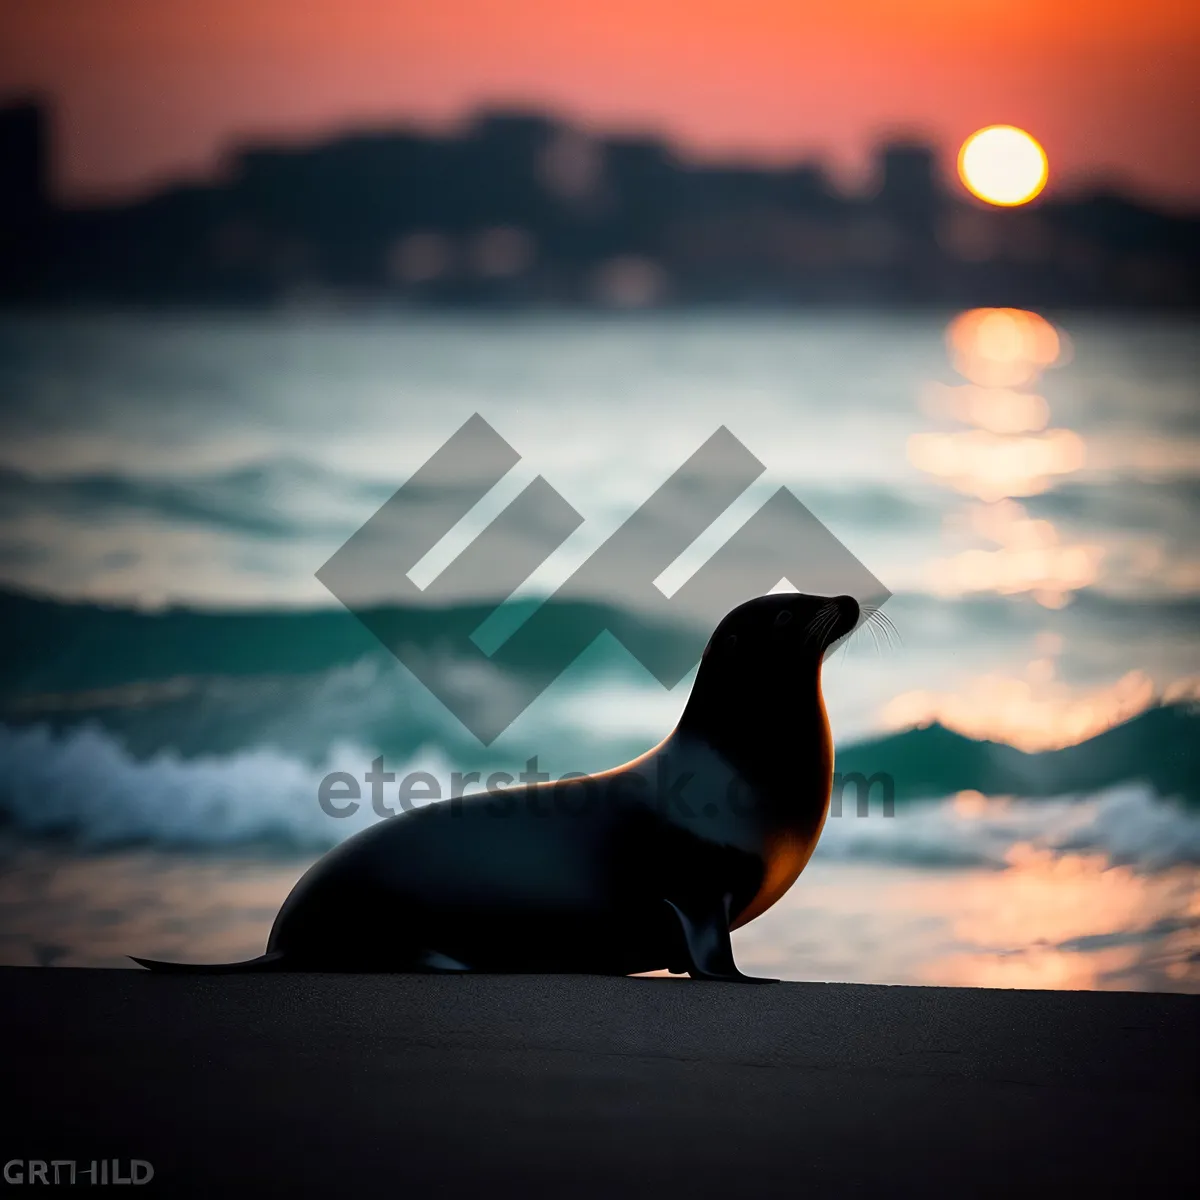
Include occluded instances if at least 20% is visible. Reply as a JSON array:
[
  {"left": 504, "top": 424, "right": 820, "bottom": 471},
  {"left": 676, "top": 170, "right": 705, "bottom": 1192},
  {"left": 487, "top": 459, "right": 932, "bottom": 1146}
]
[
  {"left": 3, "top": 99, "right": 1198, "bottom": 309},
  {"left": 0, "top": 101, "right": 51, "bottom": 299}
]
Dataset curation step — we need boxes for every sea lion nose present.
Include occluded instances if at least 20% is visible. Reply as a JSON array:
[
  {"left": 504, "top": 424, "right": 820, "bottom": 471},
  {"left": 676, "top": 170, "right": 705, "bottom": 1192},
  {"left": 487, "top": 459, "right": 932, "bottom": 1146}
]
[{"left": 836, "top": 595, "right": 860, "bottom": 623}]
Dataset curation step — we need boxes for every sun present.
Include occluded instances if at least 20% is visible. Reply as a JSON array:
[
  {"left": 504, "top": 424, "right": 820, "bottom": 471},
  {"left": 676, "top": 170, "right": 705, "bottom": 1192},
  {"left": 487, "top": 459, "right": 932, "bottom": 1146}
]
[{"left": 958, "top": 126, "right": 1049, "bottom": 207}]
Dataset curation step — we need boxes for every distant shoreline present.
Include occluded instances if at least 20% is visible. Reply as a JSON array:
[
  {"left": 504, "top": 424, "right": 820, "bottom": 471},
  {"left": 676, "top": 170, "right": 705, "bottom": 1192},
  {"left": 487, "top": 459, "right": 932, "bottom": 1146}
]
[
  {"left": 5, "top": 102, "right": 1199, "bottom": 311},
  {"left": 5, "top": 297, "right": 1200, "bottom": 316}
]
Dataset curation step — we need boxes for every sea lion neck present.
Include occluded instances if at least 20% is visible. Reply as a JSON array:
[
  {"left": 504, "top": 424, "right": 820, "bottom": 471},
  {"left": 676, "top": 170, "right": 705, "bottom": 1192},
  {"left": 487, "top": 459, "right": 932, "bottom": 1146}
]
[{"left": 675, "top": 655, "right": 828, "bottom": 777}]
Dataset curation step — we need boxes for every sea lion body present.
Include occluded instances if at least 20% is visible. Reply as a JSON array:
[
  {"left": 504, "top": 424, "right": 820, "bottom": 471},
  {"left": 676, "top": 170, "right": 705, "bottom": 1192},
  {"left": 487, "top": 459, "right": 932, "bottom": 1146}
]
[
  {"left": 264, "top": 733, "right": 814, "bottom": 977},
  {"left": 135, "top": 592, "right": 858, "bottom": 982}
]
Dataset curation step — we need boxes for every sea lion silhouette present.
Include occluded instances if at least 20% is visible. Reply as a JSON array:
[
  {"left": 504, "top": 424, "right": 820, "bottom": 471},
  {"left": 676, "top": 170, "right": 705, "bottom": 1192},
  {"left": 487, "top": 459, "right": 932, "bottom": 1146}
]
[{"left": 133, "top": 592, "right": 860, "bottom": 982}]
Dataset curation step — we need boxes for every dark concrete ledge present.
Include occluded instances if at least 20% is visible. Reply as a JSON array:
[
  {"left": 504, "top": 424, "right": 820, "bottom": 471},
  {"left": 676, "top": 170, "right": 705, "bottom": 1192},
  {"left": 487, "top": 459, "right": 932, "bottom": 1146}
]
[{"left": 3, "top": 968, "right": 1197, "bottom": 1197}]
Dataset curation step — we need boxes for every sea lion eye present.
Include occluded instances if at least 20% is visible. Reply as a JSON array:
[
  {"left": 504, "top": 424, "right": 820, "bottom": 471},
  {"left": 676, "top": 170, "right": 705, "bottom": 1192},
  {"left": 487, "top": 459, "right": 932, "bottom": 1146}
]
[
  {"left": 725, "top": 634, "right": 738, "bottom": 650},
  {"left": 774, "top": 611, "right": 792, "bottom": 627}
]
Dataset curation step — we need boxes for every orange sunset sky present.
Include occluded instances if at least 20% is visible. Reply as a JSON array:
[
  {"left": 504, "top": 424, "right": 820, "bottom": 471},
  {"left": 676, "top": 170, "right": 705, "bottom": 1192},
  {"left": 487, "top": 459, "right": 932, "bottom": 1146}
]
[{"left": 1, "top": 0, "right": 1198, "bottom": 205}]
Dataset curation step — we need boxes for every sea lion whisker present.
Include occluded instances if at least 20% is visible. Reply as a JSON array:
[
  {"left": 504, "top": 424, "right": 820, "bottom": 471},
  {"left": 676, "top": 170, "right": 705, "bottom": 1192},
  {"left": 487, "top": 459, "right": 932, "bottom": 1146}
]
[
  {"left": 839, "top": 610, "right": 869, "bottom": 648},
  {"left": 837, "top": 625, "right": 856, "bottom": 659},
  {"left": 815, "top": 609, "right": 840, "bottom": 648},
  {"left": 869, "top": 607, "right": 902, "bottom": 650},
  {"left": 805, "top": 605, "right": 837, "bottom": 645},
  {"left": 880, "top": 611, "right": 903, "bottom": 645},
  {"left": 837, "top": 612, "right": 865, "bottom": 658},
  {"left": 811, "top": 603, "right": 836, "bottom": 632},
  {"left": 860, "top": 604, "right": 900, "bottom": 652},
  {"left": 862, "top": 608, "right": 887, "bottom": 651},
  {"left": 860, "top": 617, "right": 882, "bottom": 656}
]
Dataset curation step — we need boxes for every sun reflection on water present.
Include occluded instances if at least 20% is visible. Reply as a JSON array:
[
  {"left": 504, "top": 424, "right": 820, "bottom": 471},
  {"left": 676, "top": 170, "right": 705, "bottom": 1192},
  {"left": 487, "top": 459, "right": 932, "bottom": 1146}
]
[
  {"left": 908, "top": 428, "right": 1086, "bottom": 501},
  {"left": 897, "top": 305, "right": 1185, "bottom": 750},
  {"left": 947, "top": 307, "right": 1064, "bottom": 386},
  {"left": 733, "top": 807, "right": 1200, "bottom": 993},
  {"left": 909, "top": 307, "right": 1103, "bottom": 607},
  {"left": 917, "top": 844, "right": 1200, "bottom": 991}
]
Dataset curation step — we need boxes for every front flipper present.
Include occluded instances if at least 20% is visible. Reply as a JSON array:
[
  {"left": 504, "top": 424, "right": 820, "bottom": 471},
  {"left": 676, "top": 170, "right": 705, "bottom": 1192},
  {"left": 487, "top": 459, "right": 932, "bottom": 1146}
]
[{"left": 664, "top": 895, "right": 777, "bottom": 983}]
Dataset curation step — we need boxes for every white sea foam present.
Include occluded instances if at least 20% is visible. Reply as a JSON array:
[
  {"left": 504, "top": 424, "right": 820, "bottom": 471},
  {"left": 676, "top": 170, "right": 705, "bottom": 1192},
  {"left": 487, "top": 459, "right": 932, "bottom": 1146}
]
[{"left": 2, "top": 721, "right": 1199, "bottom": 869}]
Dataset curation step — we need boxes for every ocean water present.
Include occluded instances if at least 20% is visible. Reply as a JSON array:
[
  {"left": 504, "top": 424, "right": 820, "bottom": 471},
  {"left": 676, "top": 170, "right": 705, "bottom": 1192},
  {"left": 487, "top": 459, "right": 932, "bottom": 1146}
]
[{"left": 0, "top": 308, "right": 1197, "bottom": 990}]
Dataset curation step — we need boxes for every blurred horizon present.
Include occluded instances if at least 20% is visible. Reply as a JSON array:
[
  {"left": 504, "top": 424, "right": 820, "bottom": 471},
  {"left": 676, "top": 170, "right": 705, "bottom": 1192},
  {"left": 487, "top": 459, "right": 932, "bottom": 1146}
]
[
  {"left": 5, "top": 97, "right": 1199, "bottom": 310},
  {"left": 8, "top": 93, "right": 1200, "bottom": 217}
]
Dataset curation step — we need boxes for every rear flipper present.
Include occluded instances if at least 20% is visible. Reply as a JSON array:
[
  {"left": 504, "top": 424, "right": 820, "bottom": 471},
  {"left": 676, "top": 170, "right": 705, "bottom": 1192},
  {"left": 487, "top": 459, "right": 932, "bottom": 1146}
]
[
  {"left": 130, "top": 952, "right": 289, "bottom": 973},
  {"left": 131, "top": 949, "right": 476, "bottom": 973},
  {"left": 665, "top": 895, "right": 777, "bottom": 983}
]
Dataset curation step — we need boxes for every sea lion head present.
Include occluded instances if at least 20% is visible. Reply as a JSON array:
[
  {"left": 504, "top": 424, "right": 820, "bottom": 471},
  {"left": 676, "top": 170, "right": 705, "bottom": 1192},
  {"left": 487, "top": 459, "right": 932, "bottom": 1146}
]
[
  {"left": 699, "top": 592, "right": 860, "bottom": 674},
  {"left": 681, "top": 591, "right": 860, "bottom": 763}
]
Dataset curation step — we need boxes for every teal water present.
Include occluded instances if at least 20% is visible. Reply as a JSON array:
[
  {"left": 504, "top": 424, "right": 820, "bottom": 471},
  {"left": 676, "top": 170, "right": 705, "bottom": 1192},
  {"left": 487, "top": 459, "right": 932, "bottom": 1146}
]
[{"left": 0, "top": 310, "right": 1197, "bottom": 989}]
